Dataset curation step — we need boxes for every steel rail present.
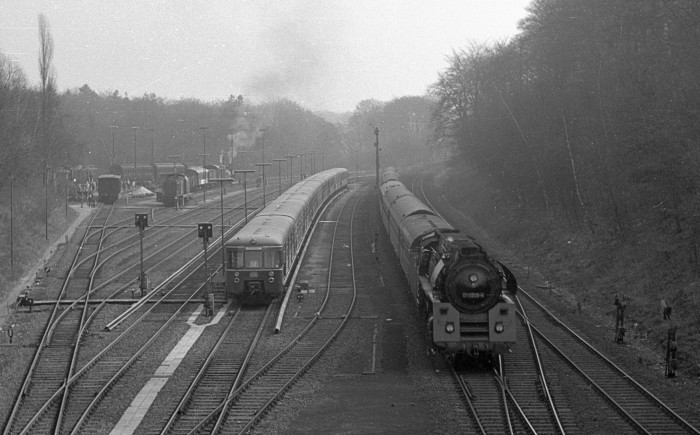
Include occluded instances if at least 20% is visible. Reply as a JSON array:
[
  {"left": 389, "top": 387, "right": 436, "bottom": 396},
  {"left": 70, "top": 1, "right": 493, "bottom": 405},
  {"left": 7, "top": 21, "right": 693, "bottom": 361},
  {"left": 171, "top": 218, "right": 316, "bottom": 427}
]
[
  {"left": 158, "top": 305, "right": 273, "bottom": 434},
  {"left": 3, "top": 204, "right": 113, "bottom": 435},
  {"left": 226, "top": 185, "right": 362, "bottom": 435},
  {"left": 450, "top": 365, "right": 488, "bottom": 435},
  {"left": 68, "top": 278, "right": 219, "bottom": 434},
  {"left": 182, "top": 185, "right": 359, "bottom": 434},
  {"left": 520, "top": 288, "right": 700, "bottom": 434},
  {"left": 514, "top": 295, "right": 567, "bottom": 434},
  {"left": 11, "top": 206, "right": 241, "bottom": 433}
]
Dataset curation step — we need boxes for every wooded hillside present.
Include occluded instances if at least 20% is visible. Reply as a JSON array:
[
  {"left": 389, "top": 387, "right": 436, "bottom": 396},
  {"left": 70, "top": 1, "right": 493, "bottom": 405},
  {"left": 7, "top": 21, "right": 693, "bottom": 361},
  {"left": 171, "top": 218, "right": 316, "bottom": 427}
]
[{"left": 430, "top": 0, "right": 700, "bottom": 373}]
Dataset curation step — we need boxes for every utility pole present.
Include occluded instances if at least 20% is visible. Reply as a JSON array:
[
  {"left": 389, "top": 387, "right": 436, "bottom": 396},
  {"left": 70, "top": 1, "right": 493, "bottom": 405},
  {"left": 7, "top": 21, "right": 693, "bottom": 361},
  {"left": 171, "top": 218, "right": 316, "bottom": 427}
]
[
  {"left": 374, "top": 127, "right": 380, "bottom": 187},
  {"left": 132, "top": 126, "right": 140, "bottom": 176},
  {"left": 229, "top": 128, "right": 235, "bottom": 175},
  {"left": 274, "top": 158, "right": 286, "bottom": 195},
  {"left": 10, "top": 176, "right": 14, "bottom": 273},
  {"left": 110, "top": 125, "right": 118, "bottom": 168},
  {"left": 297, "top": 153, "right": 304, "bottom": 180},
  {"left": 235, "top": 169, "right": 255, "bottom": 223},
  {"left": 255, "top": 162, "right": 272, "bottom": 207},
  {"left": 211, "top": 177, "right": 234, "bottom": 275},
  {"left": 286, "top": 154, "right": 296, "bottom": 188},
  {"left": 147, "top": 127, "right": 155, "bottom": 165},
  {"left": 200, "top": 126, "right": 208, "bottom": 202}
]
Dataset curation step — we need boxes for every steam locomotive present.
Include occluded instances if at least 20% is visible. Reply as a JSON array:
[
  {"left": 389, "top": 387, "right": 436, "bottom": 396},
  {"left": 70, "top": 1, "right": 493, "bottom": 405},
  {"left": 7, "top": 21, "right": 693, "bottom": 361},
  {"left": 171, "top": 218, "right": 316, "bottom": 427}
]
[{"left": 378, "top": 167, "right": 518, "bottom": 362}]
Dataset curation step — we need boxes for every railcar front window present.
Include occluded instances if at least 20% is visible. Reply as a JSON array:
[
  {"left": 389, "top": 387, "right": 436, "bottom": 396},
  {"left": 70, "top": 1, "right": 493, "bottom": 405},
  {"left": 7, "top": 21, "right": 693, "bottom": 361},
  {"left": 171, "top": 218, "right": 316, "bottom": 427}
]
[
  {"left": 228, "top": 248, "right": 245, "bottom": 268},
  {"left": 245, "top": 250, "right": 263, "bottom": 268},
  {"left": 263, "top": 248, "right": 282, "bottom": 268}
]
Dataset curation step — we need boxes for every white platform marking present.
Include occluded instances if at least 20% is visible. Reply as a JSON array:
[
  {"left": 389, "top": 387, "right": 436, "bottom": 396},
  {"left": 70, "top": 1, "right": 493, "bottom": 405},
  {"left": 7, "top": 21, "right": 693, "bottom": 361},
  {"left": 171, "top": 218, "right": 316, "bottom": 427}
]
[{"left": 110, "top": 302, "right": 230, "bottom": 434}]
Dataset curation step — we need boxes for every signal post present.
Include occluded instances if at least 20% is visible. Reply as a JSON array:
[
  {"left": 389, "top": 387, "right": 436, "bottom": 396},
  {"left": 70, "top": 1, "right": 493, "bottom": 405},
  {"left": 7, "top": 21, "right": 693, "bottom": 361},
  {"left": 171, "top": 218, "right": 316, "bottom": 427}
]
[
  {"left": 198, "top": 222, "right": 214, "bottom": 316},
  {"left": 135, "top": 213, "right": 149, "bottom": 296}
]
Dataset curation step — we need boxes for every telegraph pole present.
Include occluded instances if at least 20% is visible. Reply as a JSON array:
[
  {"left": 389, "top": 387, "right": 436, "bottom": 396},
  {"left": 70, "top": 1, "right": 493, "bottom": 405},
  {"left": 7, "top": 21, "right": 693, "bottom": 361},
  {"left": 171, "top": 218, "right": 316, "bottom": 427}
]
[
  {"left": 132, "top": 126, "right": 140, "bottom": 178},
  {"left": 274, "top": 158, "right": 286, "bottom": 196},
  {"left": 110, "top": 125, "right": 118, "bottom": 168},
  {"left": 148, "top": 127, "right": 155, "bottom": 165},
  {"left": 374, "top": 127, "right": 380, "bottom": 187},
  {"left": 286, "top": 154, "right": 296, "bottom": 188},
  {"left": 255, "top": 162, "right": 272, "bottom": 207},
  {"left": 235, "top": 169, "right": 255, "bottom": 223},
  {"left": 211, "top": 178, "right": 234, "bottom": 275},
  {"left": 200, "top": 126, "right": 208, "bottom": 202}
]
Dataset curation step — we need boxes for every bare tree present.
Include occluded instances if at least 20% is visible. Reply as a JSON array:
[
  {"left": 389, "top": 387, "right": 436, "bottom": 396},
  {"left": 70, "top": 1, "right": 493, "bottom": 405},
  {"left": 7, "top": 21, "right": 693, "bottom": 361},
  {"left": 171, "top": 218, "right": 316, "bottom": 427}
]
[
  {"left": 38, "top": 13, "right": 55, "bottom": 158},
  {"left": 38, "top": 13, "right": 55, "bottom": 240}
]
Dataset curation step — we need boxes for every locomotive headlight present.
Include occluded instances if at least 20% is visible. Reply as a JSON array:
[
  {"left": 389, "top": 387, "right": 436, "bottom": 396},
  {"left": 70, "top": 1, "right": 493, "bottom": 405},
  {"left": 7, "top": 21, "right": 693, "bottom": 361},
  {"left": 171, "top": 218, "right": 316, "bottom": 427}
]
[
  {"left": 268, "top": 271, "right": 274, "bottom": 276},
  {"left": 469, "top": 274, "right": 479, "bottom": 283},
  {"left": 445, "top": 322, "right": 455, "bottom": 333},
  {"left": 234, "top": 272, "right": 240, "bottom": 277},
  {"left": 494, "top": 322, "right": 504, "bottom": 333}
]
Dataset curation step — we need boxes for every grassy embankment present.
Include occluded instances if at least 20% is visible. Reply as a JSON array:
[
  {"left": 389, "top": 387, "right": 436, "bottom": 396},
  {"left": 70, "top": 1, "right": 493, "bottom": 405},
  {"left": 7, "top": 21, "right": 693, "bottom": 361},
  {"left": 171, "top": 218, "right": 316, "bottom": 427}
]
[
  {"left": 433, "top": 162, "right": 700, "bottom": 377},
  {"left": 0, "top": 180, "right": 75, "bottom": 311}
]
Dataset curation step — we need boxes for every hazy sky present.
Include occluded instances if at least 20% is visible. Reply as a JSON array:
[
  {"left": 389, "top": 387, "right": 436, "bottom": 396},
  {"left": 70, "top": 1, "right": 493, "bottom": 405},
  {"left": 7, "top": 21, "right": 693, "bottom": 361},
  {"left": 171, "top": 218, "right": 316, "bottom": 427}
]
[{"left": 1, "top": 0, "right": 531, "bottom": 112}]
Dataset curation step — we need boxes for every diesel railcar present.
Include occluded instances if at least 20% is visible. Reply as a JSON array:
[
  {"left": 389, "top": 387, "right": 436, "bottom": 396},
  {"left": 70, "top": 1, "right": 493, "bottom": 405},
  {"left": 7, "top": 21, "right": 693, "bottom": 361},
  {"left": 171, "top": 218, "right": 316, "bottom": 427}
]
[
  {"left": 97, "top": 174, "right": 122, "bottom": 204},
  {"left": 379, "top": 167, "right": 517, "bottom": 362},
  {"left": 225, "top": 168, "right": 348, "bottom": 304}
]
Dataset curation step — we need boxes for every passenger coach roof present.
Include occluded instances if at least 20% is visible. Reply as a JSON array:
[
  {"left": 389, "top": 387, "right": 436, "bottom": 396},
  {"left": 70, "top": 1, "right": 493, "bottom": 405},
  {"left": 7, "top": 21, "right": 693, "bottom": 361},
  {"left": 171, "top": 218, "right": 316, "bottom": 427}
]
[
  {"left": 399, "top": 214, "right": 456, "bottom": 249},
  {"left": 383, "top": 183, "right": 413, "bottom": 206},
  {"left": 228, "top": 215, "right": 293, "bottom": 246},
  {"left": 384, "top": 184, "right": 434, "bottom": 219},
  {"left": 226, "top": 167, "right": 347, "bottom": 248},
  {"left": 392, "top": 195, "right": 435, "bottom": 219},
  {"left": 257, "top": 195, "right": 307, "bottom": 220},
  {"left": 379, "top": 180, "right": 402, "bottom": 197},
  {"left": 380, "top": 167, "right": 400, "bottom": 185}
]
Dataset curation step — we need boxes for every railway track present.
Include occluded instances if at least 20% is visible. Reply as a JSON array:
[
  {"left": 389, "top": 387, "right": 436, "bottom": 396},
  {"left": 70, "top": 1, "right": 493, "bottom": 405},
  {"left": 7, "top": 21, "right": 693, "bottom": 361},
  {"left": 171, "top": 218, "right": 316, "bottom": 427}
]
[
  {"left": 3, "top": 188, "right": 268, "bottom": 435},
  {"left": 167, "top": 184, "right": 361, "bottom": 434},
  {"left": 4, "top": 205, "right": 115, "bottom": 434},
  {"left": 518, "top": 289, "right": 700, "bottom": 435},
  {"left": 157, "top": 305, "right": 273, "bottom": 434},
  {"left": 412, "top": 169, "right": 700, "bottom": 434},
  {"left": 503, "top": 313, "right": 574, "bottom": 434}
]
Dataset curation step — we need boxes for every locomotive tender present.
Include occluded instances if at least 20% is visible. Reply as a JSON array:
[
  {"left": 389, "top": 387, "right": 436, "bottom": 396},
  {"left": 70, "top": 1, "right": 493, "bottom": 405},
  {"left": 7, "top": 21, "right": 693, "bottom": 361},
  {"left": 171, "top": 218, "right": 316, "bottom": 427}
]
[
  {"left": 225, "top": 168, "right": 348, "bottom": 304},
  {"left": 378, "top": 167, "right": 517, "bottom": 361}
]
